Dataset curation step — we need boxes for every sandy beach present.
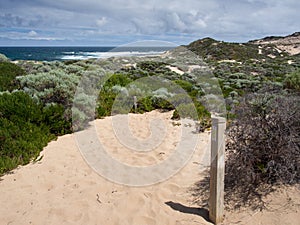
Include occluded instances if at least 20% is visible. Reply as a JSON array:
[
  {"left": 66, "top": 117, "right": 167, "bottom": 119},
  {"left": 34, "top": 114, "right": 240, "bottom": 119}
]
[{"left": 0, "top": 110, "right": 299, "bottom": 225}]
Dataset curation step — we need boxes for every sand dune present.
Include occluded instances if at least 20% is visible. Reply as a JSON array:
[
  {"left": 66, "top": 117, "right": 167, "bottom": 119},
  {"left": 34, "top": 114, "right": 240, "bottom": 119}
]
[{"left": 0, "top": 110, "right": 299, "bottom": 225}]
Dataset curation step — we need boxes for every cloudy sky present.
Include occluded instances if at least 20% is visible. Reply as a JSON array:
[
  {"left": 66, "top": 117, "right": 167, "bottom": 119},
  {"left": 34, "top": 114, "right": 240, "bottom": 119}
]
[{"left": 0, "top": 0, "right": 299, "bottom": 46}]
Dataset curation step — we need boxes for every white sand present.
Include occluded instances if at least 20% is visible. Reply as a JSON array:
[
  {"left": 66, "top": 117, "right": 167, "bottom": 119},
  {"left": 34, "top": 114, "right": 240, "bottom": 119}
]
[
  {"left": 253, "top": 35, "right": 300, "bottom": 55},
  {"left": 166, "top": 65, "right": 185, "bottom": 75},
  {"left": 0, "top": 110, "right": 299, "bottom": 225}
]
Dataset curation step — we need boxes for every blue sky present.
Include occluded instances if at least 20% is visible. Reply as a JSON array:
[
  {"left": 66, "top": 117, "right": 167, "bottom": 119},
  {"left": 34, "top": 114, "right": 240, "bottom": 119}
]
[{"left": 0, "top": 0, "right": 299, "bottom": 46}]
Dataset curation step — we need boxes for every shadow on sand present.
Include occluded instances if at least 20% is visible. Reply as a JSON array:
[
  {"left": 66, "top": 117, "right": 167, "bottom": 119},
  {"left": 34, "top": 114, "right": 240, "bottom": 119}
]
[{"left": 165, "top": 201, "right": 211, "bottom": 223}]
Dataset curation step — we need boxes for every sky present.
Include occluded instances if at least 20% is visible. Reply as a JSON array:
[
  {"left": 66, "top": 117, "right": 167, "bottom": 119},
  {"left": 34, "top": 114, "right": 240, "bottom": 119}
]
[{"left": 0, "top": 0, "right": 299, "bottom": 46}]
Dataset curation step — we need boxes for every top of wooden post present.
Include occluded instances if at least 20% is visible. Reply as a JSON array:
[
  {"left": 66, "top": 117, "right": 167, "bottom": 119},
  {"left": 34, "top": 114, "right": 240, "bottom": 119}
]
[{"left": 211, "top": 116, "right": 226, "bottom": 124}]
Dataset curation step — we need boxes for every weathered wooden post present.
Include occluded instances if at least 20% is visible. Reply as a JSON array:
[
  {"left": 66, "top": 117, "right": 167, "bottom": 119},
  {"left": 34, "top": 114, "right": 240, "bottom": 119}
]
[
  {"left": 133, "top": 96, "right": 137, "bottom": 113},
  {"left": 209, "top": 116, "right": 226, "bottom": 224}
]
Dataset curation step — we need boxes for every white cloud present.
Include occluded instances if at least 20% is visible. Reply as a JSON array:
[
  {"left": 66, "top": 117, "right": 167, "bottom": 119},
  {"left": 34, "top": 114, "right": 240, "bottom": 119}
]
[
  {"left": 0, "top": 29, "right": 65, "bottom": 42},
  {"left": 166, "top": 12, "right": 186, "bottom": 32},
  {"left": 0, "top": 0, "right": 299, "bottom": 45},
  {"left": 28, "top": 30, "right": 37, "bottom": 37},
  {"left": 96, "top": 17, "right": 107, "bottom": 27},
  {"left": 195, "top": 19, "right": 207, "bottom": 28}
]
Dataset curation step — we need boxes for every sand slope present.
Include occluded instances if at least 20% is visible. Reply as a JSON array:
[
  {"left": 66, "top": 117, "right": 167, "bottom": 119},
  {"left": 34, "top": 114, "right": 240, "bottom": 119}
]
[
  {"left": 0, "top": 110, "right": 299, "bottom": 225},
  {"left": 0, "top": 111, "right": 212, "bottom": 225}
]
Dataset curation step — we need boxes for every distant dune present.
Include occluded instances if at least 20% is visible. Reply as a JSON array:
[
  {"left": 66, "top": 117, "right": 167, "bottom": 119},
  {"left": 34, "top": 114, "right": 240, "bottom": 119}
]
[{"left": 250, "top": 32, "right": 300, "bottom": 55}]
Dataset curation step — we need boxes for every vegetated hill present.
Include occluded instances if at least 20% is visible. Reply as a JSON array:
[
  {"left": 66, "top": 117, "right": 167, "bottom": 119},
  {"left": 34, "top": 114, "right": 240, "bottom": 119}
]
[
  {"left": 185, "top": 33, "right": 298, "bottom": 68},
  {"left": 186, "top": 34, "right": 300, "bottom": 62},
  {"left": 186, "top": 37, "right": 263, "bottom": 61},
  {"left": 184, "top": 32, "right": 300, "bottom": 100}
]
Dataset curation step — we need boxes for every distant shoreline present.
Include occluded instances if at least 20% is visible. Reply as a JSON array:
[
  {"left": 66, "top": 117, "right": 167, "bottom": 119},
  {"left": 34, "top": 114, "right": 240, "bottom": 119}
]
[{"left": 0, "top": 46, "right": 174, "bottom": 61}]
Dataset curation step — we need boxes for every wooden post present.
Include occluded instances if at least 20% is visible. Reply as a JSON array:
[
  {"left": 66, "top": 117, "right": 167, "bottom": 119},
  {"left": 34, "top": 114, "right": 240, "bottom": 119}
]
[
  {"left": 133, "top": 96, "right": 137, "bottom": 113},
  {"left": 209, "top": 117, "right": 226, "bottom": 224}
]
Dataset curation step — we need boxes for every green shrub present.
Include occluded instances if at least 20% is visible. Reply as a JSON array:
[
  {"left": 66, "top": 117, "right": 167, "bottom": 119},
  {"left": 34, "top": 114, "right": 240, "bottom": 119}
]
[
  {"left": 0, "top": 91, "right": 44, "bottom": 123},
  {"left": 187, "top": 38, "right": 261, "bottom": 62},
  {"left": 174, "top": 80, "right": 194, "bottom": 93},
  {"left": 0, "top": 62, "right": 25, "bottom": 91},
  {"left": 136, "top": 61, "right": 167, "bottom": 72},
  {"left": 17, "top": 69, "right": 80, "bottom": 106},
  {"left": 96, "top": 74, "right": 133, "bottom": 117},
  {"left": 0, "top": 92, "right": 56, "bottom": 175},
  {"left": 102, "top": 73, "right": 133, "bottom": 88},
  {"left": 97, "top": 91, "right": 117, "bottom": 117},
  {"left": 150, "top": 96, "right": 174, "bottom": 111},
  {"left": 43, "top": 104, "right": 72, "bottom": 135},
  {"left": 0, "top": 118, "right": 52, "bottom": 175},
  {"left": 284, "top": 69, "right": 300, "bottom": 91},
  {"left": 136, "top": 96, "right": 155, "bottom": 112}
]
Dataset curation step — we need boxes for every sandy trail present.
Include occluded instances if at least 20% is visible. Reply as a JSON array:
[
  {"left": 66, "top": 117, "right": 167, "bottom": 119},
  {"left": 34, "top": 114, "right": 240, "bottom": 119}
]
[
  {"left": 0, "top": 110, "right": 299, "bottom": 225},
  {"left": 0, "top": 111, "right": 212, "bottom": 225}
]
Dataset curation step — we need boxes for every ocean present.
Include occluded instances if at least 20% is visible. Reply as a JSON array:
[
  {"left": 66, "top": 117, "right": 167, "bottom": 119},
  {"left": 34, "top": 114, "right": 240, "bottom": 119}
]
[{"left": 0, "top": 46, "right": 174, "bottom": 61}]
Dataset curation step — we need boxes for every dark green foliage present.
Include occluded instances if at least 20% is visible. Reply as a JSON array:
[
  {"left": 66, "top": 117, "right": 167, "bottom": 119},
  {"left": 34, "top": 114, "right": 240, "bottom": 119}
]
[
  {"left": 174, "top": 80, "right": 194, "bottom": 93},
  {"left": 0, "top": 92, "right": 56, "bottom": 175},
  {"left": 150, "top": 97, "right": 174, "bottom": 111},
  {"left": 43, "top": 104, "right": 72, "bottom": 135},
  {"left": 0, "top": 119, "right": 52, "bottom": 175},
  {"left": 0, "top": 91, "right": 44, "bottom": 124},
  {"left": 284, "top": 69, "right": 300, "bottom": 91},
  {"left": 136, "top": 61, "right": 168, "bottom": 73},
  {"left": 97, "top": 74, "right": 133, "bottom": 117},
  {"left": 120, "top": 61, "right": 177, "bottom": 80},
  {"left": 102, "top": 73, "right": 133, "bottom": 88},
  {"left": 63, "top": 59, "right": 80, "bottom": 65},
  {"left": 135, "top": 96, "right": 174, "bottom": 113},
  {"left": 136, "top": 96, "right": 156, "bottom": 113},
  {"left": 187, "top": 38, "right": 261, "bottom": 62},
  {"left": 97, "top": 91, "right": 117, "bottom": 117},
  {"left": 0, "top": 62, "right": 25, "bottom": 91}
]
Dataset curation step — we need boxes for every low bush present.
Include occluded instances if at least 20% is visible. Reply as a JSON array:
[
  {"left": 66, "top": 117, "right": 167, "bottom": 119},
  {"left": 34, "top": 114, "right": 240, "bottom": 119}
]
[
  {"left": 0, "top": 118, "right": 52, "bottom": 175},
  {"left": 136, "top": 96, "right": 156, "bottom": 113},
  {"left": 225, "top": 89, "right": 300, "bottom": 209},
  {"left": 43, "top": 103, "right": 72, "bottom": 135},
  {"left": 284, "top": 69, "right": 300, "bottom": 91},
  {"left": 0, "top": 91, "right": 44, "bottom": 123},
  {"left": 0, "top": 62, "right": 25, "bottom": 91},
  {"left": 0, "top": 92, "right": 56, "bottom": 175},
  {"left": 17, "top": 69, "right": 80, "bottom": 106}
]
